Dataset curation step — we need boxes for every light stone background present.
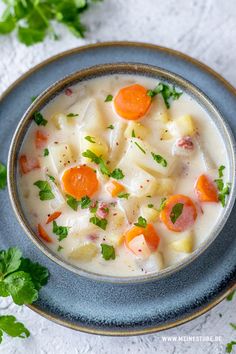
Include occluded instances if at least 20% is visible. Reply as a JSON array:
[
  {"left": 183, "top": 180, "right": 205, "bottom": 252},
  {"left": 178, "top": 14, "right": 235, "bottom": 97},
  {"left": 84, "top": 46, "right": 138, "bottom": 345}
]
[{"left": 0, "top": 0, "right": 236, "bottom": 353}]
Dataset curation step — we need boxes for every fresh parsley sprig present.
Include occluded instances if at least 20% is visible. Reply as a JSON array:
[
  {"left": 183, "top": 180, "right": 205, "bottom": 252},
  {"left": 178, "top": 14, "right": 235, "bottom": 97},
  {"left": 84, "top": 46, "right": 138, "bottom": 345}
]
[
  {"left": 170, "top": 203, "right": 183, "bottom": 224},
  {"left": 101, "top": 244, "right": 115, "bottom": 260},
  {"left": 0, "top": 315, "right": 30, "bottom": 344},
  {"left": 214, "top": 165, "right": 231, "bottom": 207},
  {"left": 52, "top": 221, "right": 70, "bottom": 241},
  {"left": 34, "top": 180, "right": 55, "bottom": 201},
  {"left": 147, "top": 82, "right": 183, "bottom": 109},
  {"left": 134, "top": 216, "right": 147, "bottom": 228}
]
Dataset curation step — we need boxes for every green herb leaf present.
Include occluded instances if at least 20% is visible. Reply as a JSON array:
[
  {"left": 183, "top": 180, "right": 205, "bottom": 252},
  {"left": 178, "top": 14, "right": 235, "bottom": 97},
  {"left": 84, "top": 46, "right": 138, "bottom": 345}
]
[
  {"left": 31, "top": 95, "right": 38, "bottom": 102},
  {"left": 158, "top": 197, "right": 167, "bottom": 211},
  {"left": 104, "top": 94, "right": 113, "bottom": 102},
  {"left": 107, "top": 124, "right": 114, "bottom": 130},
  {"left": 134, "top": 216, "right": 147, "bottom": 228},
  {"left": 226, "top": 341, "right": 236, "bottom": 353},
  {"left": 18, "top": 26, "right": 46, "bottom": 46},
  {"left": 214, "top": 178, "right": 224, "bottom": 191},
  {"left": 90, "top": 216, "right": 107, "bottom": 230},
  {"left": 82, "top": 149, "right": 110, "bottom": 176},
  {"left": 117, "top": 192, "right": 130, "bottom": 199},
  {"left": 230, "top": 323, "right": 236, "bottom": 330},
  {"left": 0, "top": 247, "right": 22, "bottom": 278},
  {"left": 90, "top": 201, "right": 98, "bottom": 213},
  {"left": 0, "top": 162, "right": 7, "bottom": 190},
  {"left": 147, "top": 82, "right": 183, "bottom": 109},
  {"left": 0, "top": 14, "right": 15, "bottom": 34},
  {"left": 57, "top": 246, "right": 63, "bottom": 252},
  {"left": 52, "top": 221, "right": 69, "bottom": 241},
  {"left": 47, "top": 174, "right": 55, "bottom": 182},
  {"left": 227, "top": 290, "right": 235, "bottom": 301},
  {"left": 33, "top": 112, "right": 47, "bottom": 126},
  {"left": 151, "top": 152, "right": 167, "bottom": 167},
  {"left": 43, "top": 148, "right": 49, "bottom": 157},
  {"left": 134, "top": 142, "right": 146, "bottom": 154},
  {"left": 131, "top": 129, "right": 136, "bottom": 137},
  {"left": 101, "top": 244, "right": 115, "bottom": 260},
  {"left": 148, "top": 204, "right": 154, "bottom": 208},
  {"left": 170, "top": 203, "right": 184, "bottom": 224},
  {"left": 80, "top": 195, "right": 91, "bottom": 209},
  {"left": 66, "top": 113, "right": 79, "bottom": 117},
  {"left": 66, "top": 195, "right": 79, "bottom": 211},
  {"left": 0, "top": 315, "right": 30, "bottom": 343},
  {"left": 34, "top": 180, "right": 55, "bottom": 200},
  {"left": 18, "top": 258, "right": 49, "bottom": 291},
  {"left": 85, "top": 135, "right": 96, "bottom": 143},
  {"left": 218, "top": 165, "right": 225, "bottom": 178},
  {"left": 110, "top": 168, "right": 124, "bottom": 180}
]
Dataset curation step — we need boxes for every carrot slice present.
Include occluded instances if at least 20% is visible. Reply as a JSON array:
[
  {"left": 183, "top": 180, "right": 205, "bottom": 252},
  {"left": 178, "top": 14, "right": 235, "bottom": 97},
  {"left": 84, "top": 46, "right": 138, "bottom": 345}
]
[
  {"left": 114, "top": 84, "right": 152, "bottom": 120},
  {"left": 35, "top": 130, "right": 48, "bottom": 149},
  {"left": 62, "top": 165, "right": 99, "bottom": 199},
  {"left": 160, "top": 194, "right": 197, "bottom": 232},
  {"left": 195, "top": 174, "right": 218, "bottom": 202},
  {"left": 106, "top": 180, "right": 124, "bottom": 197},
  {"left": 19, "top": 155, "right": 40, "bottom": 174},
  {"left": 38, "top": 224, "right": 52, "bottom": 243},
  {"left": 46, "top": 211, "right": 62, "bottom": 224},
  {"left": 124, "top": 224, "right": 160, "bottom": 253}
]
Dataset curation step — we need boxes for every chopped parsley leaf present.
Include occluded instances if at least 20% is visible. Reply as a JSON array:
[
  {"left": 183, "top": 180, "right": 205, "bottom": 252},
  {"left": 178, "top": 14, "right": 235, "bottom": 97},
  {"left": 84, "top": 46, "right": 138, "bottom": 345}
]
[
  {"left": 105, "top": 95, "right": 113, "bottom": 102},
  {"left": 85, "top": 136, "right": 96, "bottom": 143},
  {"left": 66, "top": 113, "right": 79, "bottom": 118},
  {"left": 147, "top": 82, "right": 183, "bottom": 109},
  {"left": 134, "top": 142, "right": 146, "bottom": 154},
  {"left": 66, "top": 195, "right": 80, "bottom": 211},
  {"left": 43, "top": 148, "right": 49, "bottom": 157},
  {"left": 31, "top": 96, "right": 37, "bottom": 102},
  {"left": 33, "top": 112, "right": 47, "bottom": 126},
  {"left": 82, "top": 150, "right": 110, "bottom": 176},
  {"left": 101, "top": 243, "right": 115, "bottom": 260},
  {"left": 158, "top": 197, "right": 167, "bottom": 211},
  {"left": 107, "top": 124, "right": 114, "bottom": 130},
  {"left": 47, "top": 175, "right": 55, "bottom": 183},
  {"left": 0, "top": 162, "right": 7, "bottom": 190},
  {"left": 134, "top": 216, "right": 147, "bottom": 228},
  {"left": 57, "top": 246, "right": 63, "bottom": 252},
  {"left": 34, "top": 180, "right": 54, "bottom": 201},
  {"left": 52, "top": 221, "right": 69, "bottom": 241},
  {"left": 218, "top": 165, "right": 225, "bottom": 178},
  {"left": 110, "top": 168, "right": 124, "bottom": 180},
  {"left": 117, "top": 192, "right": 130, "bottom": 199},
  {"left": 226, "top": 341, "right": 236, "bottom": 353},
  {"left": 132, "top": 129, "right": 136, "bottom": 137},
  {"left": 227, "top": 290, "right": 235, "bottom": 301},
  {"left": 170, "top": 203, "right": 183, "bottom": 224},
  {"left": 148, "top": 204, "right": 154, "bottom": 208},
  {"left": 80, "top": 195, "right": 91, "bottom": 209},
  {"left": 151, "top": 152, "right": 167, "bottom": 167},
  {"left": 90, "top": 201, "right": 98, "bottom": 213},
  {"left": 215, "top": 166, "right": 231, "bottom": 207},
  {"left": 90, "top": 215, "right": 107, "bottom": 230}
]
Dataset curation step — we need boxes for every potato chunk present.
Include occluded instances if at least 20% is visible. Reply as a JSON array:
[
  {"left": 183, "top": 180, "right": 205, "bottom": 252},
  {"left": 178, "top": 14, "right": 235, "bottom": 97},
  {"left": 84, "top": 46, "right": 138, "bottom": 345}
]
[
  {"left": 80, "top": 99, "right": 106, "bottom": 133},
  {"left": 51, "top": 113, "right": 77, "bottom": 130},
  {"left": 69, "top": 243, "right": 98, "bottom": 261},
  {"left": 140, "top": 206, "right": 159, "bottom": 223},
  {"left": 155, "top": 178, "right": 174, "bottom": 195},
  {"left": 125, "top": 138, "right": 176, "bottom": 176},
  {"left": 124, "top": 122, "right": 149, "bottom": 139},
  {"left": 80, "top": 131, "right": 108, "bottom": 161},
  {"left": 168, "top": 114, "right": 196, "bottom": 137},
  {"left": 49, "top": 143, "right": 74, "bottom": 173},
  {"left": 170, "top": 231, "right": 194, "bottom": 253}
]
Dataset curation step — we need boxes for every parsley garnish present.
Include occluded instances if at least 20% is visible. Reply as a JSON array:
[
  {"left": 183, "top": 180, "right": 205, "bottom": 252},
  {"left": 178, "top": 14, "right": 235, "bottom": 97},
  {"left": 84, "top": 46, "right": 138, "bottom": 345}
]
[
  {"left": 0, "top": 1, "right": 101, "bottom": 46},
  {"left": 107, "top": 124, "right": 114, "bottom": 130},
  {"left": 90, "top": 201, "right": 98, "bottom": 213},
  {"left": 214, "top": 165, "right": 231, "bottom": 207},
  {"left": 80, "top": 195, "right": 91, "bottom": 209},
  {"left": 66, "top": 113, "right": 79, "bottom": 118},
  {"left": 0, "top": 315, "right": 30, "bottom": 343},
  {"left": 134, "top": 142, "right": 146, "bottom": 154},
  {"left": 52, "top": 221, "right": 69, "bottom": 241},
  {"left": 0, "top": 162, "right": 7, "bottom": 190},
  {"left": 43, "top": 148, "right": 49, "bottom": 157},
  {"left": 47, "top": 174, "right": 55, "bottom": 182},
  {"left": 33, "top": 112, "right": 47, "bottom": 126},
  {"left": 110, "top": 168, "right": 124, "bottom": 180},
  {"left": 34, "top": 180, "right": 54, "bottom": 200},
  {"left": 227, "top": 290, "right": 235, "bottom": 301},
  {"left": 148, "top": 204, "right": 154, "bottom": 208},
  {"left": 66, "top": 195, "right": 80, "bottom": 211},
  {"left": 101, "top": 244, "right": 115, "bottom": 260},
  {"left": 85, "top": 136, "right": 96, "bottom": 143},
  {"left": 82, "top": 149, "right": 110, "bottom": 176},
  {"left": 31, "top": 95, "right": 37, "bottom": 102},
  {"left": 131, "top": 129, "right": 136, "bottom": 137},
  {"left": 170, "top": 203, "right": 183, "bottom": 224},
  {"left": 226, "top": 341, "right": 236, "bottom": 353},
  {"left": 151, "top": 152, "right": 167, "bottom": 167},
  {"left": 230, "top": 323, "right": 236, "bottom": 330},
  {"left": 90, "top": 216, "right": 107, "bottom": 230},
  {"left": 134, "top": 216, "right": 147, "bottom": 228},
  {"left": 57, "top": 246, "right": 63, "bottom": 252},
  {"left": 105, "top": 95, "right": 113, "bottom": 102},
  {"left": 117, "top": 192, "right": 130, "bottom": 199},
  {"left": 158, "top": 197, "right": 167, "bottom": 211},
  {"left": 147, "top": 82, "right": 183, "bottom": 108}
]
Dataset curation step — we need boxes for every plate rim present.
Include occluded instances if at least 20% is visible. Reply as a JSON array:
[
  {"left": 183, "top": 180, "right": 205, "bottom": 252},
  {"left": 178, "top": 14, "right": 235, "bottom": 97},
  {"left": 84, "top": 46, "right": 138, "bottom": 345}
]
[{"left": 1, "top": 41, "right": 236, "bottom": 335}]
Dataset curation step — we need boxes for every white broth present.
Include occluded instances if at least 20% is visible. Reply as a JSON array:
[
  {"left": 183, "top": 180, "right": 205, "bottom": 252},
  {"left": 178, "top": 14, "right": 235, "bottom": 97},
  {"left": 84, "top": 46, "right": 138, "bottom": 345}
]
[{"left": 18, "top": 75, "right": 230, "bottom": 277}]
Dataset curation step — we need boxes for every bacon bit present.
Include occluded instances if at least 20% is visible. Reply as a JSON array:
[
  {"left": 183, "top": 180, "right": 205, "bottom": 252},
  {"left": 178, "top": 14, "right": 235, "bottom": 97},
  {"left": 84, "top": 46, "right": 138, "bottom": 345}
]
[
  {"left": 177, "top": 136, "right": 194, "bottom": 150},
  {"left": 96, "top": 202, "right": 109, "bottom": 219},
  {"left": 46, "top": 211, "right": 62, "bottom": 224},
  {"left": 65, "top": 88, "right": 73, "bottom": 96},
  {"left": 88, "top": 234, "right": 99, "bottom": 242},
  {"left": 35, "top": 130, "right": 48, "bottom": 149},
  {"left": 19, "top": 155, "right": 40, "bottom": 174}
]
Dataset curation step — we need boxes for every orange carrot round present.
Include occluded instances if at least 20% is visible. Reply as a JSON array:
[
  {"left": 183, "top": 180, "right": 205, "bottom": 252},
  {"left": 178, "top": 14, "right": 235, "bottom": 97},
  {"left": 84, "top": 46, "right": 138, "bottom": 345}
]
[
  {"left": 46, "top": 211, "right": 62, "bottom": 224},
  {"left": 160, "top": 194, "right": 197, "bottom": 232},
  {"left": 35, "top": 130, "right": 48, "bottom": 149},
  {"left": 195, "top": 174, "right": 218, "bottom": 202},
  {"left": 124, "top": 223, "right": 160, "bottom": 252},
  {"left": 62, "top": 165, "right": 99, "bottom": 200},
  {"left": 19, "top": 155, "right": 40, "bottom": 174},
  {"left": 38, "top": 224, "right": 52, "bottom": 243},
  {"left": 114, "top": 84, "right": 152, "bottom": 120}
]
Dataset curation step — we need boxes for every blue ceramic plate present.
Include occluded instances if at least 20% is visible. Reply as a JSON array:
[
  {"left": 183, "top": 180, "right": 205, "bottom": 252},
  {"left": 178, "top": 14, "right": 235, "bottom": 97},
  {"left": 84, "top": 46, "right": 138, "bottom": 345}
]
[{"left": 1, "top": 42, "right": 236, "bottom": 335}]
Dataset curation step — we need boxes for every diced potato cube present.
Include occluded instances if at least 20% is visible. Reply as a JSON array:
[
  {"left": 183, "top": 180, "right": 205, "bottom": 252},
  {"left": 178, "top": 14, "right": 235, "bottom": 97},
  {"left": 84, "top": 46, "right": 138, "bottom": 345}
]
[
  {"left": 49, "top": 143, "right": 74, "bottom": 173},
  {"left": 80, "top": 99, "right": 106, "bottom": 133},
  {"left": 109, "top": 121, "right": 127, "bottom": 168},
  {"left": 125, "top": 138, "right": 176, "bottom": 176},
  {"left": 124, "top": 122, "right": 149, "bottom": 139},
  {"left": 155, "top": 178, "right": 174, "bottom": 195},
  {"left": 170, "top": 231, "right": 194, "bottom": 253},
  {"left": 69, "top": 243, "right": 98, "bottom": 261},
  {"left": 137, "top": 252, "right": 164, "bottom": 272},
  {"left": 168, "top": 115, "right": 196, "bottom": 137},
  {"left": 80, "top": 131, "right": 108, "bottom": 161},
  {"left": 128, "top": 234, "right": 151, "bottom": 259},
  {"left": 106, "top": 233, "right": 123, "bottom": 246},
  {"left": 160, "top": 128, "right": 173, "bottom": 141},
  {"left": 51, "top": 113, "right": 76, "bottom": 130},
  {"left": 118, "top": 196, "right": 140, "bottom": 223},
  {"left": 140, "top": 206, "right": 159, "bottom": 223}
]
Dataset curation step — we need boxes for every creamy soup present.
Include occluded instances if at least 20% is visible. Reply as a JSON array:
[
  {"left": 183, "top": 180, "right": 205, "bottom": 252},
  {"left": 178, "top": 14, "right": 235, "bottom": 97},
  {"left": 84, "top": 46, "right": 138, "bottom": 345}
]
[{"left": 18, "top": 75, "right": 230, "bottom": 277}]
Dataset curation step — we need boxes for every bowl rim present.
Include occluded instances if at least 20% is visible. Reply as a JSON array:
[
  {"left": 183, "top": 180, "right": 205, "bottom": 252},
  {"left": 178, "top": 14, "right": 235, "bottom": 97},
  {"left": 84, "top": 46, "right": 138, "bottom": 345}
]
[{"left": 7, "top": 62, "right": 236, "bottom": 284}]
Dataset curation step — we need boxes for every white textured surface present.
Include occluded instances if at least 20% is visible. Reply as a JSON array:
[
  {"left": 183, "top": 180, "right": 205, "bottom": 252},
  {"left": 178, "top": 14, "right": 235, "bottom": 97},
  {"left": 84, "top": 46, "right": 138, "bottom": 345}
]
[{"left": 0, "top": 0, "right": 236, "bottom": 353}]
